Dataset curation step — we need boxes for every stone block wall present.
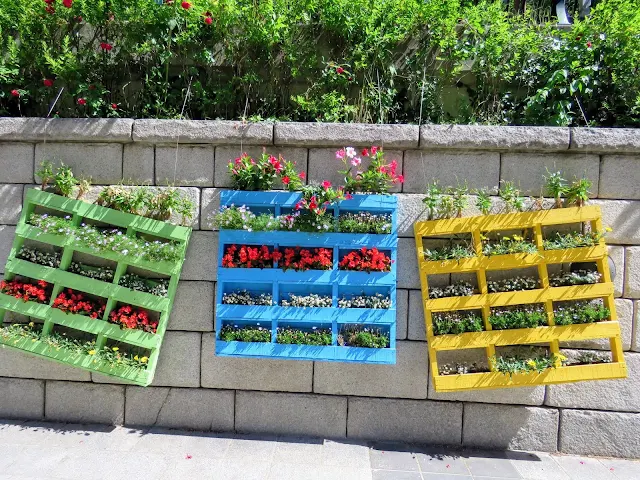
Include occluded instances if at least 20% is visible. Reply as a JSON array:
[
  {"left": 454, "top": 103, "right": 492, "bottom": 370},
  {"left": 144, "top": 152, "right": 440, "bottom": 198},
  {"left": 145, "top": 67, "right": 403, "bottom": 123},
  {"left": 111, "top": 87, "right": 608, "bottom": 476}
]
[{"left": 0, "top": 118, "right": 639, "bottom": 457}]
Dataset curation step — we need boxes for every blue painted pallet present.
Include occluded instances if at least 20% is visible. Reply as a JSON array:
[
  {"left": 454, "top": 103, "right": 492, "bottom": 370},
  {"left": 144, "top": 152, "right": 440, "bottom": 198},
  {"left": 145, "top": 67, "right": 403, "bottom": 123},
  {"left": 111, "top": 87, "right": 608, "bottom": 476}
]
[{"left": 215, "top": 190, "right": 398, "bottom": 363}]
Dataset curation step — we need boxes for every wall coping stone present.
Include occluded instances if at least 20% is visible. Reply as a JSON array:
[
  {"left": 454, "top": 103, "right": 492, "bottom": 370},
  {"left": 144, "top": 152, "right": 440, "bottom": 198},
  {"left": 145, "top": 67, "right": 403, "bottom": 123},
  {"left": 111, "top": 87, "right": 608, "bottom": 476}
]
[
  {"left": 0, "top": 118, "right": 133, "bottom": 142},
  {"left": 133, "top": 119, "right": 273, "bottom": 144},
  {"left": 420, "top": 125, "right": 570, "bottom": 151},
  {"left": 571, "top": 128, "right": 640, "bottom": 153}
]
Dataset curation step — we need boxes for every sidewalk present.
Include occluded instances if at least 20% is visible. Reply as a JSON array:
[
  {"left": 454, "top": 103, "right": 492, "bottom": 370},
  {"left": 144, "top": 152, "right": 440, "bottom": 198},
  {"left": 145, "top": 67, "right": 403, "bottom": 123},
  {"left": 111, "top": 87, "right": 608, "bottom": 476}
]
[{"left": 0, "top": 420, "right": 638, "bottom": 480}]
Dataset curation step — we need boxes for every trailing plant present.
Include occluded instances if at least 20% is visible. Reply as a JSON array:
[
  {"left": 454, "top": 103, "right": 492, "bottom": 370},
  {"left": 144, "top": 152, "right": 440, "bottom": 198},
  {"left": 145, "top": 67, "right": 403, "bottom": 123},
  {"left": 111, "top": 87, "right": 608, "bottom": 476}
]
[
  {"left": 487, "top": 276, "right": 539, "bottom": 293},
  {"left": 338, "top": 293, "right": 391, "bottom": 309},
  {"left": 118, "top": 274, "right": 169, "bottom": 297},
  {"left": 52, "top": 288, "right": 106, "bottom": 319},
  {"left": 0, "top": 279, "right": 50, "bottom": 303},
  {"left": 492, "top": 352, "right": 566, "bottom": 376},
  {"left": 276, "top": 327, "right": 332, "bottom": 346},
  {"left": 338, "top": 325, "right": 389, "bottom": 348},
  {"left": 221, "top": 244, "right": 280, "bottom": 269},
  {"left": 553, "top": 301, "right": 610, "bottom": 325},
  {"left": 549, "top": 270, "right": 602, "bottom": 287},
  {"left": 68, "top": 262, "right": 115, "bottom": 282},
  {"left": 482, "top": 233, "right": 538, "bottom": 256},
  {"left": 489, "top": 305, "right": 548, "bottom": 330},
  {"left": 543, "top": 230, "right": 607, "bottom": 250},
  {"left": 338, "top": 212, "right": 392, "bottom": 234},
  {"left": 147, "top": 187, "right": 195, "bottom": 225},
  {"left": 222, "top": 290, "right": 273, "bottom": 306},
  {"left": 16, "top": 246, "right": 61, "bottom": 268},
  {"left": 423, "top": 243, "right": 475, "bottom": 262},
  {"left": 337, "top": 146, "right": 403, "bottom": 193},
  {"left": 280, "top": 294, "right": 332, "bottom": 308},
  {"left": 220, "top": 324, "right": 271, "bottom": 343},
  {"left": 338, "top": 247, "right": 392, "bottom": 272},
  {"left": 432, "top": 311, "right": 484, "bottom": 335},
  {"left": 109, "top": 304, "right": 158, "bottom": 334},
  {"left": 429, "top": 281, "right": 475, "bottom": 299}
]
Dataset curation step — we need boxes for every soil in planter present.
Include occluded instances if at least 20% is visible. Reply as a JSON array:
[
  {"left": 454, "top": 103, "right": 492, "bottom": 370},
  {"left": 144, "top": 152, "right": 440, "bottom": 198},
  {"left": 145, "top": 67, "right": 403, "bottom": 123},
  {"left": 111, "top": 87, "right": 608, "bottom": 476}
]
[{"left": 560, "top": 348, "right": 612, "bottom": 366}]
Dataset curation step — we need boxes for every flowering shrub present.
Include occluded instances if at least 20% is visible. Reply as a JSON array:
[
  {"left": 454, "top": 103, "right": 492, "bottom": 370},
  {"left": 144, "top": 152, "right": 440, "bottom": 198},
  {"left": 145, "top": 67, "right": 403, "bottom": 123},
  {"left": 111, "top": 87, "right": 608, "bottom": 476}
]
[
  {"left": 338, "top": 212, "right": 392, "bottom": 234},
  {"left": 549, "top": 270, "right": 602, "bottom": 287},
  {"left": 492, "top": 351, "right": 566, "bottom": 377},
  {"left": 280, "top": 293, "right": 332, "bottom": 307},
  {"left": 109, "top": 305, "right": 158, "bottom": 333},
  {"left": 281, "top": 247, "right": 333, "bottom": 271},
  {"left": 228, "top": 152, "right": 304, "bottom": 191},
  {"left": 0, "top": 279, "right": 50, "bottom": 303},
  {"left": 336, "top": 146, "right": 403, "bottom": 193},
  {"left": 220, "top": 324, "right": 271, "bottom": 343},
  {"left": 553, "top": 300, "right": 610, "bottom": 325},
  {"left": 432, "top": 311, "right": 484, "bottom": 335},
  {"left": 211, "top": 205, "right": 280, "bottom": 232},
  {"left": 52, "top": 289, "right": 106, "bottom": 319},
  {"left": 68, "top": 262, "right": 115, "bottom": 282},
  {"left": 487, "top": 276, "right": 539, "bottom": 293},
  {"left": 290, "top": 184, "right": 348, "bottom": 232},
  {"left": 338, "top": 325, "right": 389, "bottom": 348},
  {"left": 17, "top": 246, "right": 61, "bottom": 268},
  {"left": 221, "top": 244, "right": 281, "bottom": 269},
  {"left": 489, "top": 305, "right": 548, "bottom": 330},
  {"left": 429, "top": 281, "right": 475, "bottom": 299},
  {"left": 338, "top": 293, "right": 391, "bottom": 309},
  {"left": 543, "top": 231, "right": 606, "bottom": 250},
  {"left": 276, "top": 327, "right": 332, "bottom": 345},
  {"left": 338, "top": 247, "right": 392, "bottom": 272},
  {"left": 118, "top": 274, "right": 169, "bottom": 297},
  {"left": 222, "top": 290, "right": 273, "bottom": 306}
]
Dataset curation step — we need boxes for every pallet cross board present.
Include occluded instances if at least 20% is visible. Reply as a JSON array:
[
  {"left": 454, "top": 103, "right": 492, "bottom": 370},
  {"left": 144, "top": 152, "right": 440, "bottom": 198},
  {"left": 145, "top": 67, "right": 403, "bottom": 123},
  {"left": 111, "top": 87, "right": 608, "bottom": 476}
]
[
  {"left": 413, "top": 205, "right": 627, "bottom": 392},
  {"left": 215, "top": 190, "right": 398, "bottom": 363},
  {"left": 0, "top": 189, "right": 191, "bottom": 386}
]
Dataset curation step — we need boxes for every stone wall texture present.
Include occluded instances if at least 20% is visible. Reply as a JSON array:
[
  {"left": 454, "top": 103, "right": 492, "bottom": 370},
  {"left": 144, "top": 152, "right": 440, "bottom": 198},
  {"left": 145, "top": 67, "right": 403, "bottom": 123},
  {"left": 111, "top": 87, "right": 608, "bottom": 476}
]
[{"left": 1, "top": 118, "right": 639, "bottom": 457}]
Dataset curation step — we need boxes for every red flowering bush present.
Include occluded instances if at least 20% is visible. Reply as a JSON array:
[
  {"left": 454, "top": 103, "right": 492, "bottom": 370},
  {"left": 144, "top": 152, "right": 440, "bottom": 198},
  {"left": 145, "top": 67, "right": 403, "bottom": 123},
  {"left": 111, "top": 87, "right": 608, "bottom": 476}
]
[
  {"left": 337, "top": 146, "right": 404, "bottom": 193},
  {"left": 281, "top": 247, "right": 333, "bottom": 271},
  {"left": 109, "top": 305, "right": 158, "bottom": 334},
  {"left": 0, "top": 279, "right": 49, "bottom": 303},
  {"left": 228, "top": 151, "right": 303, "bottom": 191},
  {"left": 339, "top": 247, "right": 393, "bottom": 272},
  {"left": 52, "top": 288, "right": 106, "bottom": 319},
  {"left": 222, "top": 244, "right": 282, "bottom": 269}
]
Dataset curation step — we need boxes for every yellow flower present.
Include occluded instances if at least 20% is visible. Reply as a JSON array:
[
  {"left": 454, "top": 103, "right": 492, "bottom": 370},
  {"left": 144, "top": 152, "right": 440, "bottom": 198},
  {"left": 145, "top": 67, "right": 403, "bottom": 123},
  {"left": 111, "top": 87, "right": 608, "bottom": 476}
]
[
  {"left": 134, "top": 355, "right": 139, "bottom": 361},
  {"left": 526, "top": 360, "right": 536, "bottom": 368},
  {"left": 480, "top": 234, "right": 488, "bottom": 240},
  {"left": 112, "top": 347, "right": 119, "bottom": 352},
  {"left": 605, "top": 226, "right": 613, "bottom": 232},
  {"left": 141, "top": 356, "right": 148, "bottom": 364},
  {"left": 31, "top": 339, "right": 36, "bottom": 342},
  {"left": 502, "top": 236, "right": 511, "bottom": 241},
  {"left": 558, "top": 354, "right": 567, "bottom": 361},
  {"left": 28, "top": 322, "right": 34, "bottom": 327},
  {"left": 513, "top": 235, "right": 523, "bottom": 241},
  {"left": 88, "top": 350, "right": 96, "bottom": 355}
]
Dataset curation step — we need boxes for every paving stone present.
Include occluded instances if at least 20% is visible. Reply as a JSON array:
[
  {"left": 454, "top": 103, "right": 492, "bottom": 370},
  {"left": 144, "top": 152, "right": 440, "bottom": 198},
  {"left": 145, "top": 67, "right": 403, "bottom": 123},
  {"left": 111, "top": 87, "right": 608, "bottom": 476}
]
[
  {"left": 347, "top": 397, "right": 462, "bottom": 445},
  {"left": 428, "top": 374, "right": 545, "bottom": 405},
  {"left": 314, "top": 341, "right": 428, "bottom": 399},
  {"left": 200, "top": 333, "right": 312, "bottom": 392},
  {"left": 0, "top": 378, "right": 44, "bottom": 419},
  {"left": 505, "top": 451, "right": 570, "bottom": 480},
  {"left": 571, "top": 127, "right": 640, "bottom": 153},
  {"left": 608, "top": 245, "right": 624, "bottom": 297},
  {"left": 200, "top": 188, "right": 221, "bottom": 230},
  {"left": 274, "top": 122, "right": 419, "bottom": 148},
  {"left": 397, "top": 237, "right": 420, "bottom": 290},
  {"left": 155, "top": 145, "right": 214, "bottom": 186},
  {"left": 403, "top": 150, "right": 500, "bottom": 194},
  {"left": 34, "top": 143, "right": 123, "bottom": 183},
  {"left": 420, "top": 125, "right": 570, "bottom": 151},
  {"left": 500, "top": 153, "right": 600, "bottom": 196},
  {"left": 125, "top": 386, "right": 234, "bottom": 431},
  {"left": 236, "top": 391, "right": 347, "bottom": 438},
  {"left": 214, "top": 146, "right": 308, "bottom": 189},
  {"left": 463, "top": 404, "right": 558, "bottom": 452},
  {"left": 123, "top": 143, "right": 154, "bottom": 184},
  {"left": 372, "top": 470, "right": 421, "bottom": 480},
  {"left": 168, "top": 281, "right": 214, "bottom": 332},
  {"left": 0, "top": 184, "right": 23, "bottom": 225},
  {"left": 369, "top": 447, "right": 420, "bottom": 471},
  {"left": 546, "top": 352, "right": 640, "bottom": 412},
  {"left": 272, "top": 437, "right": 324, "bottom": 465},
  {"left": 0, "top": 118, "right": 133, "bottom": 142},
  {"left": 624, "top": 247, "right": 640, "bottom": 298},
  {"left": 321, "top": 439, "right": 371, "bottom": 468},
  {"left": 560, "top": 409, "right": 640, "bottom": 458},
  {"left": 396, "top": 289, "right": 409, "bottom": 340},
  {"left": 464, "top": 453, "right": 523, "bottom": 479},
  {"left": 307, "top": 148, "right": 403, "bottom": 193},
  {"left": 151, "top": 332, "right": 201, "bottom": 388},
  {"left": 133, "top": 119, "right": 273, "bottom": 144},
  {"left": 45, "top": 381, "right": 124, "bottom": 424},
  {"left": 181, "top": 231, "right": 217, "bottom": 281},
  {"left": 0, "top": 345, "right": 90, "bottom": 381},
  {"left": 552, "top": 454, "right": 617, "bottom": 480},
  {"left": 415, "top": 448, "right": 471, "bottom": 475},
  {"left": 0, "top": 143, "right": 34, "bottom": 183},
  {"left": 598, "top": 457, "right": 640, "bottom": 480},
  {"left": 590, "top": 200, "right": 640, "bottom": 245}
]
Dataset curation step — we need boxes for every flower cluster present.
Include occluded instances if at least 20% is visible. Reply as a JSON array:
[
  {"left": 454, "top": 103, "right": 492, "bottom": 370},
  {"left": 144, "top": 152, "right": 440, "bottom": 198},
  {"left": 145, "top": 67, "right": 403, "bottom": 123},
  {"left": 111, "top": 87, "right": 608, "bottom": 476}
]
[
  {"left": 109, "top": 305, "right": 158, "bottom": 334},
  {"left": 276, "top": 327, "right": 332, "bottom": 346},
  {"left": 432, "top": 310, "right": 484, "bottom": 335},
  {"left": 228, "top": 152, "right": 304, "bottom": 191},
  {"left": 52, "top": 289, "right": 106, "bottom": 319},
  {"left": 118, "top": 274, "right": 169, "bottom": 297},
  {"left": 222, "top": 290, "right": 273, "bottom": 306},
  {"left": 553, "top": 300, "right": 610, "bottom": 325},
  {"left": 429, "top": 281, "right": 475, "bottom": 299},
  {"left": 337, "top": 146, "right": 403, "bottom": 193},
  {"left": 220, "top": 324, "right": 271, "bottom": 342},
  {"left": 482, "top": 234, "right": 538, "bottom": 256},
  {"left": 338, "top": 247, "right": 392, "bottom": 272},
  {"left": 281, "top": 247, "right": 333, "bottom": 271},
  {"left": 68, "top": 262, "right": 115, "bottom": 282},
  {"left": 492, "top": 351, "right": 566, "bottom": 377},
  {"left": 280, "top": 293, "right": 332, "bottom": 308},
  {"left": 221, "top": 244, "right": 280, "bottom": 269},
  {"left": 17, "top": 246, "right": 61, "bottom": 268},
  {"left": 211, "top": 205, "right": 280, "bottom": 232},
  {"left": 291, "top": 184, "right": 348, "bottom": 232},
  {"left": 337, "top": 324, "right": 389, "bottom": 348},
  {"left": 549, "top": 270, "right": 602, "bottom": 287},
  {"left": 29, "top": 214, "right": 184, "bottom": 264},
  {"left": 543, "top": 231, "right": 605, "bottom": 250},
  {"left": 338, "top": 212, "right": 392, "bottom": 234},
  {"left": 487, "top": 276, "right": 539, "bottom": 293},
  {"left": 489, "top": 305, "right": 548, "bottom": 330},
  {"left": 0, "top": 279, "right": 49, "bottom": 303},
  {"left": 338, "top": 293, "right": 391, "bottom": 309}
]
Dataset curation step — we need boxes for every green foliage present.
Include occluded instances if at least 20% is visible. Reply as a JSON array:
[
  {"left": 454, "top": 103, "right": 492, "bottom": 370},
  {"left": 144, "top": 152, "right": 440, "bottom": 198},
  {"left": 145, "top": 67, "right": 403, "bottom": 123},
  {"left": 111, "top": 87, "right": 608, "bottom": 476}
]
[
  {"left": 553, "top": 301, "right": 610, "bottom": 325},
  {"left": 276, "top": 327, "right": 332, "bottom": 345},
  {"left": 543, "top": 230, "right": 604, "bottom": 250},
  {"left": 2, "top": 0, "right": 637, "bottom": 126},
  {"left": 566, "top": 177, "right": 592, "bottom": 207},
  {"left": 338, "top": 325, "right": 389, "bottom": 348},
  {"left": 36, "top": 161, "right": 78, "bottom": 198},
  {"left": 489, "top": 305, "right": 548, "bottom": 330},
  {"left": 422, "top": 181, "right": 469, "bottom": 219},
  {"left": 498, "top": 181, "right": 525, "bottom": 213},
  {"left": 432, "top": 310, "right": 484, "bottom": 335},
  {"left": 338, "top": 212, "right": 392, "bottom": 234},
  {"left": 544, "top": 170, "right": 568, "bottom": 208},
  {"left": 423, "top": 243, "right": 475, "bottom": 262},
  {"left": 220, "top": 324, "right": 272, "bottom": 343},
  {"left": 492, "top": 351, "right": 564, "bottom": 376},
  {"left": 475, "top": 188, "right": 492, "bottom": 215},
  {"left": 482, "top": 233, "right": 538, "bottom": 256}
]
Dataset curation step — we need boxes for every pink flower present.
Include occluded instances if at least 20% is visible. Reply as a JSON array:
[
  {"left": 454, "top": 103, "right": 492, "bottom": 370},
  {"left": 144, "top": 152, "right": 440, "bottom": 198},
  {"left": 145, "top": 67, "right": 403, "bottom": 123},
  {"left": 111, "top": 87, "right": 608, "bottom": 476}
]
[
  {"left": 43, "top": 79, "right": 54, "bottom": 87},
  {"left": 10, "top": 89, "right": 20, "bottom": 98},
  {"left": 100, "top": 42, "right": 113, "bottom": 51},
  {"left": 395, "top": 174, "right": 404, "bottom": 183},
  {"left": 63, "top": 0, "right": 72, "bottom": 8},
  {"left": 111, "top": 103, "right": 118, "bottom": 109},
  {"left": 345, "top": 147, "right": 356, "bottom": 158},
  {"left": 336, "top": 67, "right": 344, "bottom": 74},
  {"left": 587, "top": 42, "right": 592, "bottom": 48},
  {"left": 77, "top": 98, "right": 87, "bottom": 105},
  {"left": 351, "top": 157, "right": 362, "bottom": 167},
  {"left": 345, "top": 193, "right": 353, "bottom": 200},
  {"left": 295, "top": 202, "right": 303, "bottom": 210},
  {"left": 299, "top": 171, "right": 306, "bottom": 179},
  {"left": 389, "top": 160, "right": 398, "bottom": 175},
  {"left": 204, "top": 16, "right": 213, "bottom": 25},
  {"left": 181, "top": 1, "right": 191, "bottom": 9},
  {"left": 322, "top": 180, "right": 331, "bottom": 190},
  {"left": 370, "top": 146, "right": 378, "bottom": 155},
  {"left": 335, "top": 149, "right": 345, "bottom": 160}
]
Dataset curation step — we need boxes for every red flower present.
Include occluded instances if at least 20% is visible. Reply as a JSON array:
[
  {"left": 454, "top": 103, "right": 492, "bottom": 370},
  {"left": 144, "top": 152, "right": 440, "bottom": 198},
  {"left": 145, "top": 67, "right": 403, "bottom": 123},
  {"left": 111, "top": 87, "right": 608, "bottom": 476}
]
[
  {"left": 111, "top": 103, "right": 118, "bottom": 109},
  {"left": 100, "top": 42, "right": 113, "bottom": 51},
  {"left": 339, "top": 248, "right": 392, "bottom": 273},
  {"left": 43, "top": 78, "right": 54, "bottom": 87},
  {"left": 395, "top": 174, "right": 404, "bottom": 183},
  {"left": 204, "top": 16, "right": 213, "bottom": 25},
  {"left": 10, "top": 89, "right": 20, "bottom": 97},
  {"left": 282, "top": 176, "right": 290, "bottom": 185},
  {"left": 345, "top": 193, "right": 353, "bottom": 200},
  {"left": 299, "top": 171, "right": 306, "bottom": 179},
  {"left": 268, "top": 155, "right": 283, "bottom": 172},
  {"left": 361, "top": 148, "right": 369, "bottom": 157},
  {"left": 43, "top": 0, "right": 54, "bottom": 3},
  {"left": 45, "top": 5, "right": 55, "bottom": 13},
  {"left": 587, "top": 41, "right": 592, "bottom": 48},
  {"left": 181, "top": 1, "right": 191, "bottom": 8},
  {"left": 322, "top": 180, "right": 331, "bottom": 190},
  {"left": 62, "top": 0, "right": 72, "bottom": 8},
  {"left": 336, "top": 67, "right": 344, "bottom": 74},
  {"left": 77, "top": 98, "right": 87, "bottom": 105}
]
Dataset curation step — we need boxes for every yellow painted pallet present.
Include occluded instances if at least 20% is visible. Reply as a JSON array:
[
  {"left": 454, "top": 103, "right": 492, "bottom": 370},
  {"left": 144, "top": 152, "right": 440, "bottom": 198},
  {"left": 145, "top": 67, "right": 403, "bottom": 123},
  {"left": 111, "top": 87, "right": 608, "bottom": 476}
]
[{"left": 413, "top": 205, "right": 627, "bottom": 392}]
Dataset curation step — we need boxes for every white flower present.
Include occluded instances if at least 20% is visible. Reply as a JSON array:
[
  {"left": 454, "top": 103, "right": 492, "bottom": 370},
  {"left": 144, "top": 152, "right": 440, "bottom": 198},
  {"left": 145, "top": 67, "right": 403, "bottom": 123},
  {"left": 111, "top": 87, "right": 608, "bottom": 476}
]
[{"left": 346, "top": 147, "right": 356, "bottom": 158}]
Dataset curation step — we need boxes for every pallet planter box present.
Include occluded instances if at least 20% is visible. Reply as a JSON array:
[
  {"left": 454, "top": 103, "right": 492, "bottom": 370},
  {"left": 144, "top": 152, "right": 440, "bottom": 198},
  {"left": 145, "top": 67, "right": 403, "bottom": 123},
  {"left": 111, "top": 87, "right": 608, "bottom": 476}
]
[
  {"left": 215, "top": 190, "right": 398, "bottom": 364},
  {"left": 0, "top": 189, "right": 191, "bottom": 386},
  {"left": 414, "top": 205, "right": 627, "bottom": 392}
]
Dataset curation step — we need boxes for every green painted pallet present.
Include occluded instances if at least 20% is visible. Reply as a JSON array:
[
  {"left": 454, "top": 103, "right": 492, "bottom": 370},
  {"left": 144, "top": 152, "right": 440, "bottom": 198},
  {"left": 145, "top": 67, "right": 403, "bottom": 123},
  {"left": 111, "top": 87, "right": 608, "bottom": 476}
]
[{"left": 0, "top": 189, "right": 192, "bottom": 386}]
